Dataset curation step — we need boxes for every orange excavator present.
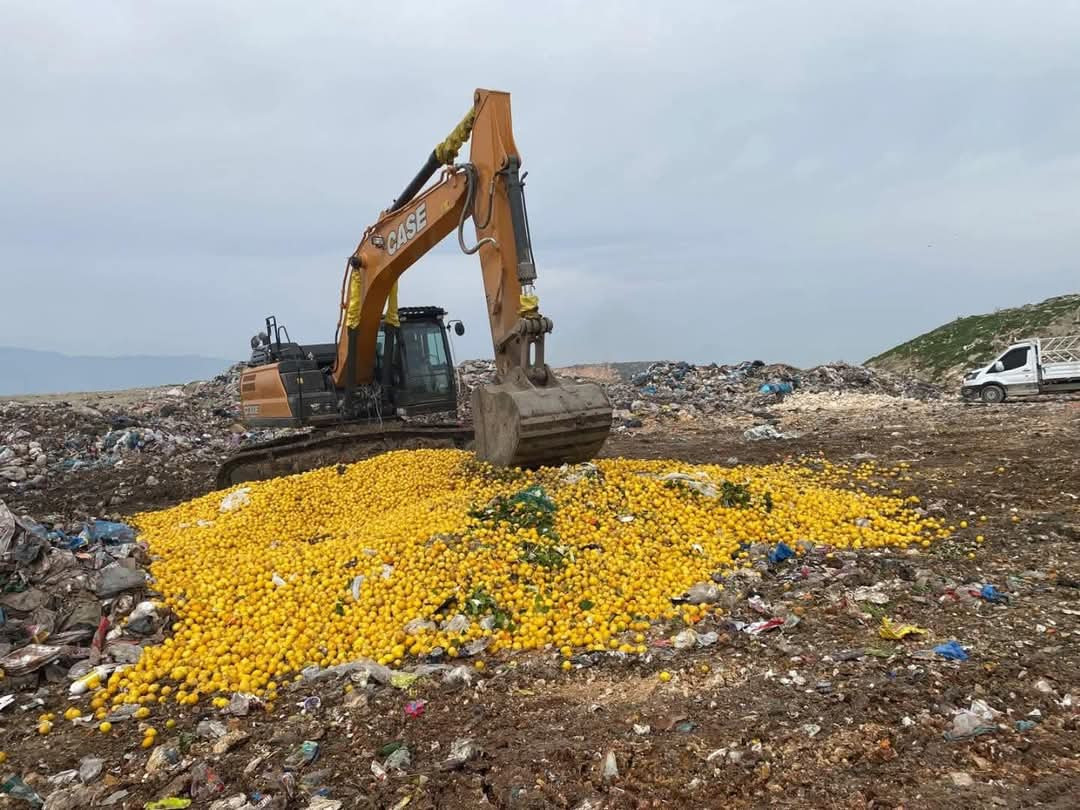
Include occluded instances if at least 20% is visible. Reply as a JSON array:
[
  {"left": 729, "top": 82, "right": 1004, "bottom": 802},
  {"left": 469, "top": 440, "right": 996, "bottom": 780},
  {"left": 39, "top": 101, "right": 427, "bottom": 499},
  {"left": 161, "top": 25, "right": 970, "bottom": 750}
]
[{"left": 217, "top": 89, "right": 611, "bottom": 486}]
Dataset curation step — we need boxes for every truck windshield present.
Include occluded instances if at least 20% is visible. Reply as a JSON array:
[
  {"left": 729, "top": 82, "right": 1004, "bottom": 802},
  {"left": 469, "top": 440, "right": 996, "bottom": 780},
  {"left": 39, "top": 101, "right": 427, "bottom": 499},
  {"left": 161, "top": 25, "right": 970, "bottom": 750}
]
[{"left": 995, "top": 346, "right": 1029, "bottom": 371}]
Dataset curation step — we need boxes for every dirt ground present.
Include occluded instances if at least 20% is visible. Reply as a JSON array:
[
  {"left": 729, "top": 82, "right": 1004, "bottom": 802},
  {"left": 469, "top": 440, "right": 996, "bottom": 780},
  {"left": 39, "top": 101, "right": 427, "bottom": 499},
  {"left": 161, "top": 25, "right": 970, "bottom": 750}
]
[{"left": 2, "top": 397, "right": 1079, "bottom": 809}]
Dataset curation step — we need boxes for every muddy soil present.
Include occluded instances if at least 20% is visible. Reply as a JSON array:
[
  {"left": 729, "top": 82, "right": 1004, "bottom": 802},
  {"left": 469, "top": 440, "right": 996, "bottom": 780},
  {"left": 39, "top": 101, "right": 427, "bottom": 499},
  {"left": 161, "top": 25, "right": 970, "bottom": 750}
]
[{"left": 2, "top": 398, "right": 1079, "bottom": 809}]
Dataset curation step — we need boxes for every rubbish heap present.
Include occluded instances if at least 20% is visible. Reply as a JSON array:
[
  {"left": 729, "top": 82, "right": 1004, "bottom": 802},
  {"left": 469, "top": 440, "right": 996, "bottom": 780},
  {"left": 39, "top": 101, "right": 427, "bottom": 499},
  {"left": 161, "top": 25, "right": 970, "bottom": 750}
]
[
  {"left": 0, "top": 498, "right": 160, "bottom": 695},
  {"left": 99, "top": 449, "right": 943, "bottom": 708},
  {"left": 454, "top": 358, "right": 943, "bottom": 427},
  {"left": 0, "top": 365, "right": 300, "bottom": 520},
  {"left": 607, "top": 360, "right": 942, "bottom": 418}
]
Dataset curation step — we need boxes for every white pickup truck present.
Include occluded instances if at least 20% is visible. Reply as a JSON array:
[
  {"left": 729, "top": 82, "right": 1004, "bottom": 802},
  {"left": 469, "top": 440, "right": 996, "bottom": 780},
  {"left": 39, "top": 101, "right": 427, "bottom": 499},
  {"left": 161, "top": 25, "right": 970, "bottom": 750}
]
[{"left": 961, "top": 335, "right": 1080, "bottom": 403}]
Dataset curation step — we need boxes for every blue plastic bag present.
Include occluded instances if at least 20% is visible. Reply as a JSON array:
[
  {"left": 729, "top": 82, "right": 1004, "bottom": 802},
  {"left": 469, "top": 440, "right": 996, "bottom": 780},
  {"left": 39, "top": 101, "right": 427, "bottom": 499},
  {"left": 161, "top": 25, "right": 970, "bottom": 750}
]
[
  {"left": 768, "top": 541, "right": 795, "bottom": 564},
  {"left": 980, "top": 583, "right": 1007, "bottom": 604},
  {"left": 759, "top": 382, "right": 794, "bottom": 395},
  {"left": 934, "top": 640, "right": 969, "bottom": 661},
  {"left": 78, "top": 520, "right": 136, "bottom": 546}
]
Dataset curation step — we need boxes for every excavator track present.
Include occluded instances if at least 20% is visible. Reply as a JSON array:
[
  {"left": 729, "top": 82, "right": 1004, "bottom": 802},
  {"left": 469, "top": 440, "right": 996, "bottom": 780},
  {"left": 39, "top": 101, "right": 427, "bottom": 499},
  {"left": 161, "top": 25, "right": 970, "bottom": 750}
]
[{"left": 215, "top": 422, "right": 474, "bottom": 489}]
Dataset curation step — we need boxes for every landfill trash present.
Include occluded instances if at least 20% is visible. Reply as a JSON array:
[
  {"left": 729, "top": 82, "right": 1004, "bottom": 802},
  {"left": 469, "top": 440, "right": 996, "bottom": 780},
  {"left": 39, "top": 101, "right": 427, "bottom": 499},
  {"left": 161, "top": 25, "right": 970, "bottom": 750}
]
[
  {"left": 404, "top": 699, "right": 427, "bottom": 718},
  {"left": 145, "top": 742, "right": 182, "bottom": 775},
  {"left": 1015, "top": 719, "right": 1038, "bottom": 732},
  {"left": 633, "top": 724, "right": 651, "bottom": 735},
  {"left": 980, "top": 583, "right": 1008, "bottom": 604},
  {"left": 658, "top": 471, "right": 718, "bottom": 498},
  {"left": 145, "top": 800, "right": 193, "bottom": 810},
  {"left": 78, "top": 756, "right": 104, "bottom": 783},
  {"left": 601, "top": 750, "right": 619, "bottom": 781},
  {"left": 851, "top": 585, "right": 890, "bottom": 605},
  {"left": 945, "top": 699, "right": 1001, "bottom": 741},
  {"left": 219, "top": 488, "right": 251, "bottom": 512},
  {"left": 0, "top": 776, "right": 44, "bottom": 807},
  {"left": 284, "top": 740, "right": 320, "bottom": 770},
  {"left": 190, "top": 761, "right": 226, "bottom": 801},
  {"left": 768, "top": 541, "right": 794, "bottom": 564},
  {"left": 197, "top": 719, "right": 228, "bottom": 739},
  {"left": 743, "top": 424, "right": 798, "bottom": 441},
  {"left": 672, "top": 628, "right": 718, "bottom": 649},
  {"left": 744, "top": 617, "right": 786, "bottom": 635},
  {"left": 385, "top": 745, "right": 412, "bottom": 771},
  {"left": 933, "top": 640, "right": 970, "bottom": 661},
  {"left": 207, "top": 797, "right": 250, "bottom": 810},
  {"left": 0, "top": 501, "right": 153, "bottom": 692},
  {"left": 879, "top": 617, "right": 928, "bottom": 639},
  {"left": 70, "top": 664, "right": 122, "bottom": 696},
  {"left": 443, "top": 665, "right": 473, "bottom": 686},
  {"left": 390, "top": 672, "right": 421, "bottom": 689},
  {"left": 370, "top": 760, "right": 388, "bottom": 782},
  {"left": 306, "top": 799, "right": 342, "bottom": 810},
  {"left": 212, "top": 729, "right": 250, "bottom": 754},
  {"left": 674, "top": 581, "right": 721, "bottom": 605},
  {"left": 672, "top": 629, "right": 698, "bottom": 650},
  {"left": 228, "top": 692, "right": 261, "bottom": 716},
  {"left": 950, "top": 772, "right": 974, "bottom": 788},
  {"left": 42, "top": 785, "right": 98, "bottom": 809},
  {"left": 443, "top": 738, "right": 481, "bottom": 770},
  {"left": 759, "top": 382, "right": 795, "bottom": 395}
]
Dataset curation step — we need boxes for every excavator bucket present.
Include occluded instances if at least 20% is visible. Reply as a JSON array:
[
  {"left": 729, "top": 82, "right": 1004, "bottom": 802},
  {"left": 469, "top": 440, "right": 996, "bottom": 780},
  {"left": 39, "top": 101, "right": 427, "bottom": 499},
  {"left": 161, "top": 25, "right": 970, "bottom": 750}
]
[{"left": 471, "top": 369, "right": 612, "bottom": 468}]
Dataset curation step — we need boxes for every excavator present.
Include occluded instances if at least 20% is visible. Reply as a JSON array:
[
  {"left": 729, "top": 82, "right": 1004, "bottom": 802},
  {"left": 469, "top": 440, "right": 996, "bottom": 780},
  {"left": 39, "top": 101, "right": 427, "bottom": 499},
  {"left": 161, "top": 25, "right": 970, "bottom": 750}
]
[{"left": 216, "top": 89, "right": 612, "bottom": 486}]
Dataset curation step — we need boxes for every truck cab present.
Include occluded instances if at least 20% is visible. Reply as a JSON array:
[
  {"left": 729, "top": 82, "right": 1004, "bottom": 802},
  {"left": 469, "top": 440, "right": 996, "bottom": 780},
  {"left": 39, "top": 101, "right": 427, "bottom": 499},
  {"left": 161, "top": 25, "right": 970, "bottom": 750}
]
[
  {"left": 961, "top": 341, "right": 1039, "bottom": 403},
  {"left": 961, "top": 335, "right": 1080, "bottom": 403}
]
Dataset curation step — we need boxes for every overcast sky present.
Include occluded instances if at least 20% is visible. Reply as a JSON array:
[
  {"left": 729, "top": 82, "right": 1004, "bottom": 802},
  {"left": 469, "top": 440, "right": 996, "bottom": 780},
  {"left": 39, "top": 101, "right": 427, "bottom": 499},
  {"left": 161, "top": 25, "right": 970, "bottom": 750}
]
[{"left": 2, "top": 1, "right": 1077, "bottom": 368}]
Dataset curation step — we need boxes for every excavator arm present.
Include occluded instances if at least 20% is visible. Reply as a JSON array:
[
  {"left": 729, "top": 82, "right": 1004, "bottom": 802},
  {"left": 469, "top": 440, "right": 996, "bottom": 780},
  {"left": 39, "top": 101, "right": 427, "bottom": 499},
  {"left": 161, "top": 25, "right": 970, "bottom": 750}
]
[{"left": 331, "top": 89, "right": 611, "bottom": 467}]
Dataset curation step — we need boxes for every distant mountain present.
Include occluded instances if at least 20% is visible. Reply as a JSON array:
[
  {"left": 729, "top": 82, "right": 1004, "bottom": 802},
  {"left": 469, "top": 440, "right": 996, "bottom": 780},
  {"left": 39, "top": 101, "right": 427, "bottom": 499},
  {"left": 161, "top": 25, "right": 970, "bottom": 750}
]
[
  {"left": 0, "top": 347, "right": 233, "bottom": 396},
  {"left": 867, "top": 293, "right": 1080, "bottom": 382}
]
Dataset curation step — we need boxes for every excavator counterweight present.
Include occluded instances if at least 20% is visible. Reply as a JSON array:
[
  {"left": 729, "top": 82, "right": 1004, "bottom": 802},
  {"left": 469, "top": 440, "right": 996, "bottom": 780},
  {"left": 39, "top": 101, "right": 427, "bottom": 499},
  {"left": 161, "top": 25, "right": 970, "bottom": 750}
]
[{"left": 220, "top": 89, "right": 611, "bottom": 485}]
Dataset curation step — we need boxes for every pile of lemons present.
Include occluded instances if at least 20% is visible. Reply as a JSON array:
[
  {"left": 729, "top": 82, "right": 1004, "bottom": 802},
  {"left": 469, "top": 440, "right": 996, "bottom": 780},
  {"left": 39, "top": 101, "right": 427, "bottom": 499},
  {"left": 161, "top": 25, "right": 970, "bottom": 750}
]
[{"left": 100, "top": 450, "right": 943, "bottom": 708}]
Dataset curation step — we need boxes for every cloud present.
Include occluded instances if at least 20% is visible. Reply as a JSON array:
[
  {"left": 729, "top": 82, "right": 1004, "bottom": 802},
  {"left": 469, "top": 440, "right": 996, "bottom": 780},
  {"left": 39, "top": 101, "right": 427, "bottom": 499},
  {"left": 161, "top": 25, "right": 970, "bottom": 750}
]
[{"left": 1, "top": 1, "right": 1077, "bottom": 367}]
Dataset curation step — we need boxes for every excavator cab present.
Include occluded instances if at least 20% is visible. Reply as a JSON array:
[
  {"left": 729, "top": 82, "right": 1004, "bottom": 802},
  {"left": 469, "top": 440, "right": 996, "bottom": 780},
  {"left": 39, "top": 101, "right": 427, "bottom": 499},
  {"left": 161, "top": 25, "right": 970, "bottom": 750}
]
[
  {"left": 376, "top": 307, "right": 458, "bottom": 416},
  {"left": 242, "top": 308, "right": 459, "bottom": 427}
]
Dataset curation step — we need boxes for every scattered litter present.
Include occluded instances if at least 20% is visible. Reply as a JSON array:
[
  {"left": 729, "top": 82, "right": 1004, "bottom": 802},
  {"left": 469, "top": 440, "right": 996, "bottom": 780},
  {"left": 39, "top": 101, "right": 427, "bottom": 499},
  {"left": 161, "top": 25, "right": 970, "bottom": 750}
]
[
  {"left": 284, "top": 740, "right": 320, "bottom": 770},
  {"left": 933, "top": 640, "right": 969, "bottom": 661},
  {"left": 743, "top": 424, "right": 799, "bottom": 441},
  {"left": 879, "top": 617, "right": 927, "bottom": 640},
  {"left": 852, "top": 585, "right": 890, "bottom": 605},
  {"left": 601, "top": 750, "right": 619, "bottom": 781},
  {"left": 219, "top": 488, "right": 251, "bottom": 512},
  {"left": 768, "top": 542, "right": 795, "bottom": 564},
  {"left": 404, "top": 699, "right": 427, "bottom": 718},
  {"left": 945, "top": 699, "right": 1001, "bottom": 741},
  {"left": 385, "top": 745, "right": 412, "bottom": 771},
  {"left": 443, "top": 738, "right": 481, "bottom": 770}
]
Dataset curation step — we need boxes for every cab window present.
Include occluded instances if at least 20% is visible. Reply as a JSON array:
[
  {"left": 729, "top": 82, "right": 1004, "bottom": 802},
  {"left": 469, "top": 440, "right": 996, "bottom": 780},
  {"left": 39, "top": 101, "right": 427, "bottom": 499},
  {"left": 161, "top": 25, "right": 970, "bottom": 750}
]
[
  {"left": 400, "top": 322, "right": 450, "bottom": 394},
  {"left": 996, "top": 346, "right": 1029, "bottom": 372}
]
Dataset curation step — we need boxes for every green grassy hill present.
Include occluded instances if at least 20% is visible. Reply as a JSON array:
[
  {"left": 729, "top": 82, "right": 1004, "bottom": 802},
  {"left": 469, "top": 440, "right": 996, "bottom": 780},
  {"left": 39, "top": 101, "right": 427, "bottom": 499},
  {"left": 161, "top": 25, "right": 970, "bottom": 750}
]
[{"left": 867, "top": 294, "right": 1080, "bottom": 382}]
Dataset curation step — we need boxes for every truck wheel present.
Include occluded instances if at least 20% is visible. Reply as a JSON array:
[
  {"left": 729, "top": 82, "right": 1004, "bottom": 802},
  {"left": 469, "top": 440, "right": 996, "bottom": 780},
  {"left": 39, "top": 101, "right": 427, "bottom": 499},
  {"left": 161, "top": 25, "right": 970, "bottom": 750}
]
[{"left": 980, "top": 385, "right": 1005, "bottom": 404}]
